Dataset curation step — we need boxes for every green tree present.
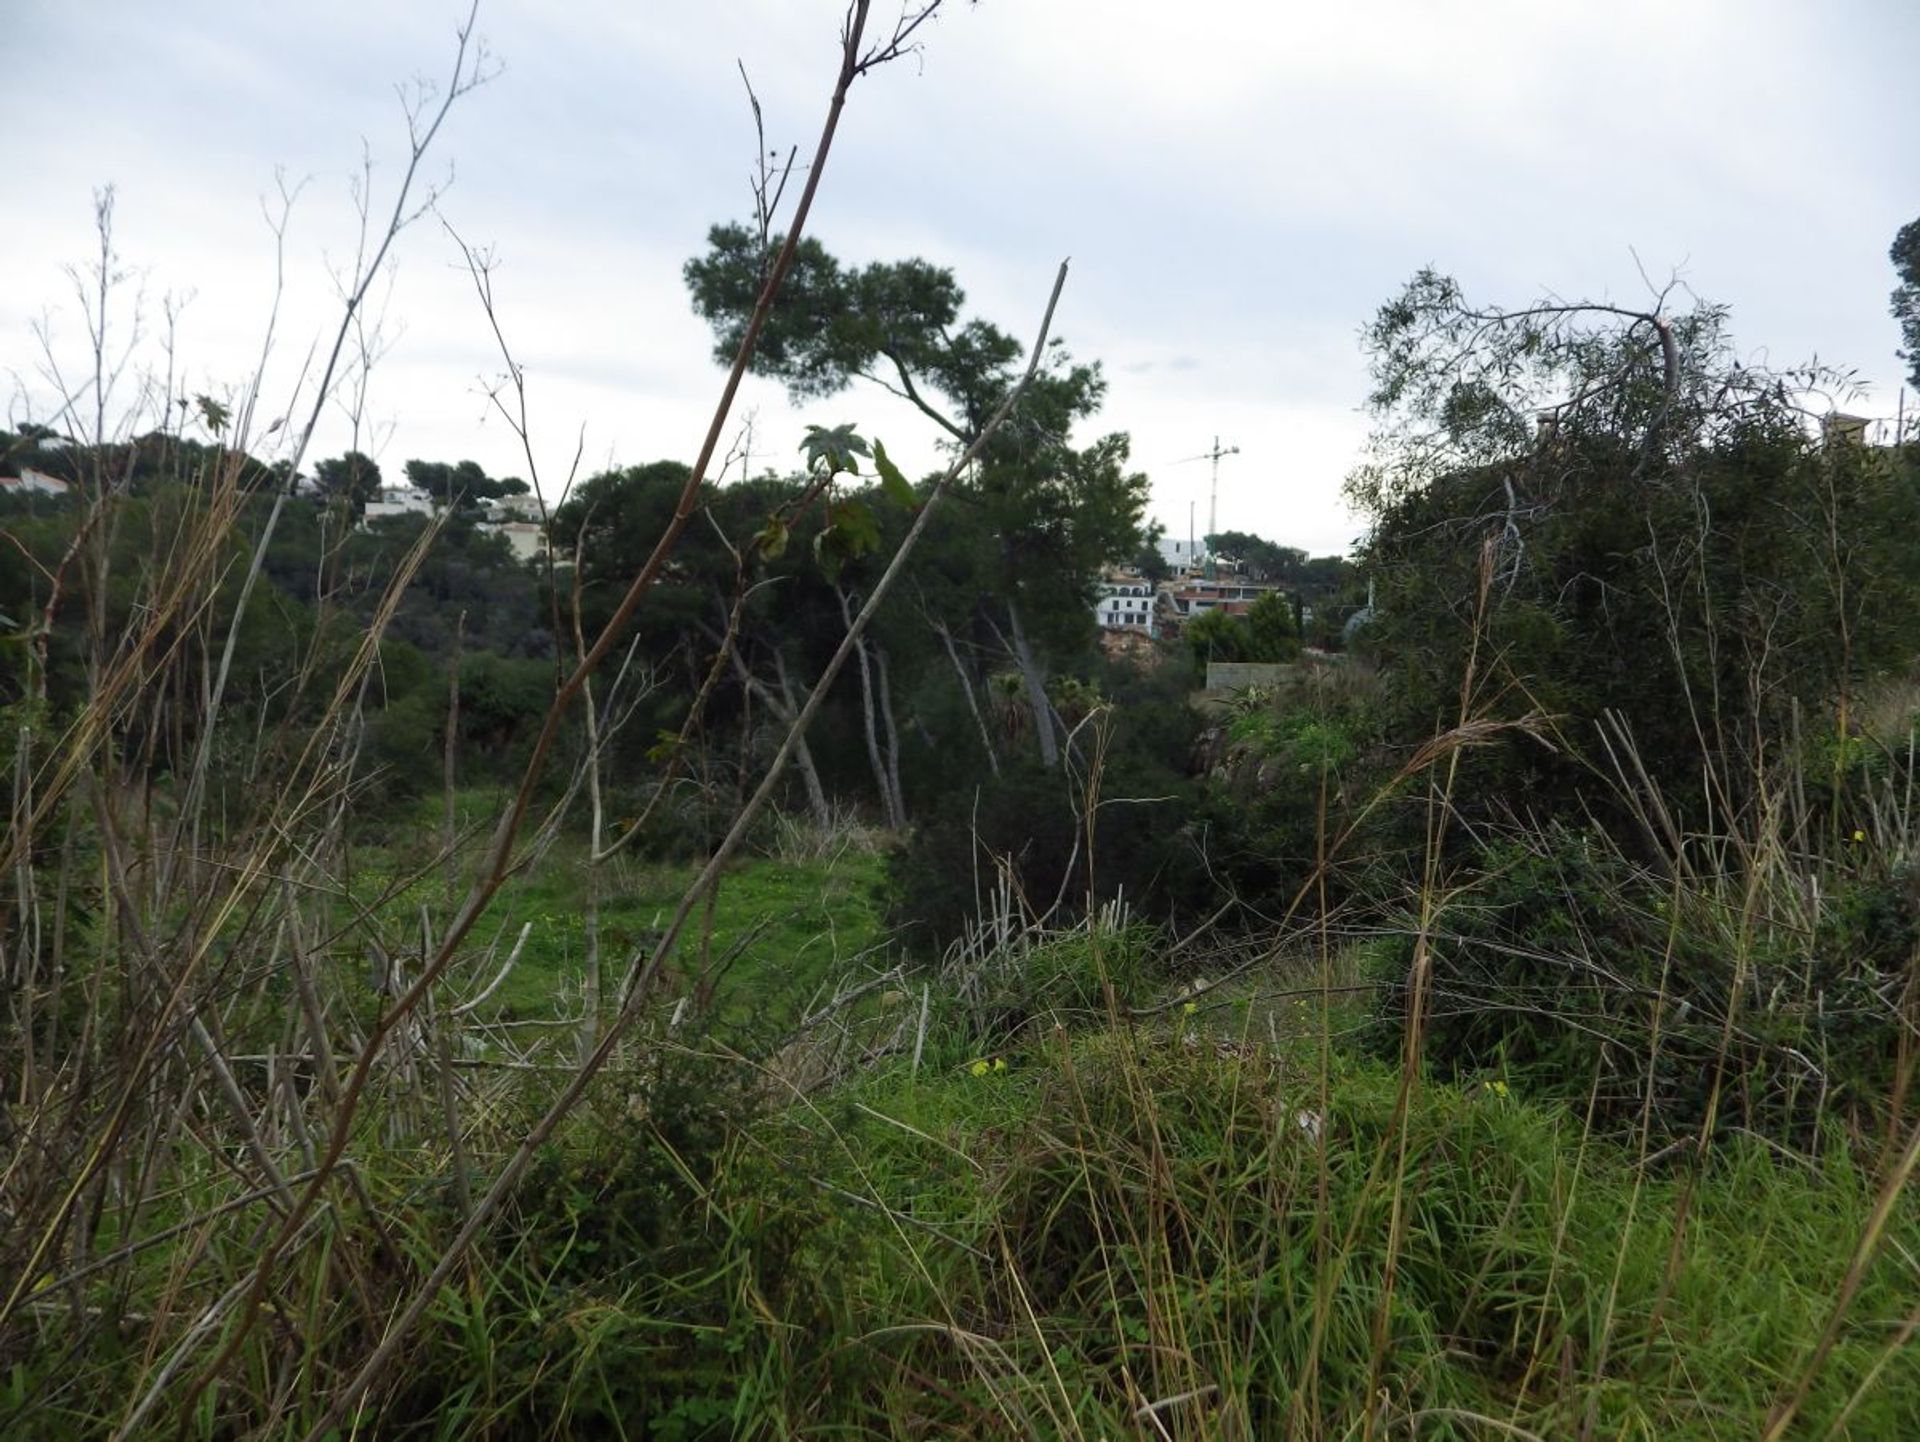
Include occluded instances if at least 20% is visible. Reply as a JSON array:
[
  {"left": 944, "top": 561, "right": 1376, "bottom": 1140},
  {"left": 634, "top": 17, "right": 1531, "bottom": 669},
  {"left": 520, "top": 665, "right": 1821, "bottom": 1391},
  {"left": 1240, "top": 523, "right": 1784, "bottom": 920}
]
[
  {"left": 1184, "top": 607, "right": 1247, "bottom": 678},
  {"left": 1349, "top": 269, "right": 1920, "bottom": 822},
  {"left": 1206, "top": 529, "right": 1302, "bottom": 582},
  {"left": 1133, "top": 520, "right": 1171, "bottom": 583},
  {"left": 685, "top": 224, "right": 1150, "bottom": 767},
  {"left": 1243, "top": 590, "right": 1300, "bottom": 662},
  {"left": 1205, "top": 528, "right": 1351, "bottom": 600},
  {"left": 687, "top": 224, "right": 1144, "bottom": 768},
  {"left": 314, "top": 450, "right": 383, "bottom": 516},
  {"left": 403, "top": 458, "right": 528, "bottom": 509},
  {"left": 1893, "top": 216, "right": 1920, "bottom": 394}
]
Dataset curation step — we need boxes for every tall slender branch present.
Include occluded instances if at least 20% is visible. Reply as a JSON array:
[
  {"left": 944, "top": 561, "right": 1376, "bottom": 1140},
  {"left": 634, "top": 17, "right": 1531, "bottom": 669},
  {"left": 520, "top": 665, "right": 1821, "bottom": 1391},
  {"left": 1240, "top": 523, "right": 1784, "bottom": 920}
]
[
  {"left": 190, "top": 1, "right": 918, "bottom": 1410},
  {"left": 304, "top": 256, "right": 1067, "bottom": 1438}
]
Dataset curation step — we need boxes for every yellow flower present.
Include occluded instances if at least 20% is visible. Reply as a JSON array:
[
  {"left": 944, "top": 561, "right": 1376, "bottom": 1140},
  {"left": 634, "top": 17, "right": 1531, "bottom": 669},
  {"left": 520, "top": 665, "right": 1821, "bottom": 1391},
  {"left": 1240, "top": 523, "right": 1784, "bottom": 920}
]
[
  {"left": 1181, "top": 1000, "right": 1198, "bottom": 1016},
  {"left": 992, "top": 1057, "right": 1007, "bottom": 1072},
  {"left": 969, "top": 1059, "right": 990, "bottom": 1078},
  {"left": 1489, "top": 1079, "right": 1510, "bottom": 1098},
  {"left": 1852, "top": 829, "right": 1867, "bottom": 843}
]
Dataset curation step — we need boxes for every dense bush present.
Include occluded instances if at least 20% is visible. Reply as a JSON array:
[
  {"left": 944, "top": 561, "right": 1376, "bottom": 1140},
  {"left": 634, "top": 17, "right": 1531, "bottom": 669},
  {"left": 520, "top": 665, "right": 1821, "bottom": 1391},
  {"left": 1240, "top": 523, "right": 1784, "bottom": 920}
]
[
  {"left": 1355, "top": 293, "right": 1920, "bottom": 842},
  {"left": 1369, "top": 823, "right": 1918, "bottom": 1141},
  {"left": 883, "top": 750, "right": 1211, "bottom": 952}
]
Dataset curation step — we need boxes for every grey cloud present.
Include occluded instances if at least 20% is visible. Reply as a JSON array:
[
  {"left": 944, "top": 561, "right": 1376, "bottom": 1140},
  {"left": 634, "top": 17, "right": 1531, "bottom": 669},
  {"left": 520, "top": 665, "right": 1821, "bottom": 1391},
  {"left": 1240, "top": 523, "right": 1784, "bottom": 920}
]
[{"left": 7, "top": 0, "right": 1917, "bottom": 555}]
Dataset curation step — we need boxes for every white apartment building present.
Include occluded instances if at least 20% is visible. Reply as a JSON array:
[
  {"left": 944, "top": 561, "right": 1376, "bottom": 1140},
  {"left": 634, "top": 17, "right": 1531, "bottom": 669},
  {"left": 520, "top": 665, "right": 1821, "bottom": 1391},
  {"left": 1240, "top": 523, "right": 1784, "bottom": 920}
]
[
  {"left": 1095, "top": 578, "right": 1159, "bottom": 637},
  {"left": 1157, "top": 536, "right": 1205, "bottom": 574}
]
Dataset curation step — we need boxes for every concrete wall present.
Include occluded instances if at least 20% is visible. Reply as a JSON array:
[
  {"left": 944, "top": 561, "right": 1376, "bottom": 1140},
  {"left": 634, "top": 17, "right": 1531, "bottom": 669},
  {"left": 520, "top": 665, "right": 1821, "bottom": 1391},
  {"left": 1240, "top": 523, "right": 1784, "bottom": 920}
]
[{"left": 1204, "top": 661, "right": 1289, "bottom": 691}]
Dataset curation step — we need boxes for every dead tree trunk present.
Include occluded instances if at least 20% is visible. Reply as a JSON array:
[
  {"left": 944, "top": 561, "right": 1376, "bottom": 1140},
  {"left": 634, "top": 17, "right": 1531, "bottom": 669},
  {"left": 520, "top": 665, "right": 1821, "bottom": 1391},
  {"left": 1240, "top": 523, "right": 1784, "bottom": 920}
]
[
  {"left": 934, "top": 618, "right": 999, "bottom": 778},
  {"left": 1005, "top": 598, "right": 1059, "bottom": 768},
  {"left": 839, "top": 588, "right": 905, "bottom": 827},
  {"left": 761, "top": 650, "right": 833, "bottom": 830},
  {"left": 873, "top": 641, "right": 907, "bottom": 828}
]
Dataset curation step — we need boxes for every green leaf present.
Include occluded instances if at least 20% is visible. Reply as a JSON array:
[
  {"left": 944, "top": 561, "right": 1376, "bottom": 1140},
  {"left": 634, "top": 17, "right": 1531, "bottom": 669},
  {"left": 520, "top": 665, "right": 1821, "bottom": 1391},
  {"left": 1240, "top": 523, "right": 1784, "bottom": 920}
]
[
  {"left": 828, "top": 497, "right": 881, "bottom": 558},
  {"left": 799, "top": 422, "right": 870, "bottom": 477},
  {"left": 193, "top": 393, "right": 231, "bottom": 435},
  {"left": 752, "top": 515, "right": 789, "bottom": 561},
  {"left": 872, "top": 438, "right": 915, "bottom": 509}
]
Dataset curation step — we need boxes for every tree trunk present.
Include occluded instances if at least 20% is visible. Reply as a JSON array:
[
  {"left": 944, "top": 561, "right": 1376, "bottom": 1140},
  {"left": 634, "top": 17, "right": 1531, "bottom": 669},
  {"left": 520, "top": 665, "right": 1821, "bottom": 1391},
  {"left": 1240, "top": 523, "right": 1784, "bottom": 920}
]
[
  {"left": 840, "top": 588, "right": 903, "bottom": 827},
  {"left": 711, "top": 619, "right": 834, "bottom": 831},
  {"left": 874, "top": 641, "right": 908, "bottom": 828},
  {"left": 443, "top": 612, "right": 464, "bottom": 909},
  {"left": 1005, "top": 598, "right": 1059, "bottom": 768},
  {"left": 935, "top": 619, "right": 999, "bottom": 777},
  {"left": 770, "top": 652, "right": 833, "bottom": 830},
  {"left": 578, "top": 666, "right": 605, "bottom": 1066}
]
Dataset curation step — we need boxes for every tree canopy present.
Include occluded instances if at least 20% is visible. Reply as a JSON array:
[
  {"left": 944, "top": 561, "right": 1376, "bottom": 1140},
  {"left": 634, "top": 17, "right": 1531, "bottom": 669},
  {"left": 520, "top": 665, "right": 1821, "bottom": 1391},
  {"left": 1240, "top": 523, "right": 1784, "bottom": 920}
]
[
  {"left": 685, "top": 224, "right": 1151, "bottom": 765},
  {"left": 314, "top": 450, "right": 382, "bottom": 515},
  {"left": 1349, "top": 269, "right": 1920, "bottom": 820},
  {"left": 1893, "top": 215, "right": 1920, "bottom": 394},
  {"left": 404, "top": 458, "right": 530, "bottom": 507}
]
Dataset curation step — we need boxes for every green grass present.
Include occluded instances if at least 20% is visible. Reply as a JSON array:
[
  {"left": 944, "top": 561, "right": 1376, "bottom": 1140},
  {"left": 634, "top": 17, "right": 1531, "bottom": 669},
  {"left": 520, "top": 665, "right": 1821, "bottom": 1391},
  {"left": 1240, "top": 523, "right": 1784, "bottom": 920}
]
[
  {"left": 12, "top": 909, "right": 1917, "bottom": 1439},
  {"left": 485, "top": 843, "right": 889, "bottom": 1025},
  {"left": 17, "top": 778, "right": 1918, "bottom": 1439},
  {"left": 341, "top": 796, "right": 890, "bottom": 1031},
  {"left": 399, "top": 994, "right": 1920, "bottom": 1438}
]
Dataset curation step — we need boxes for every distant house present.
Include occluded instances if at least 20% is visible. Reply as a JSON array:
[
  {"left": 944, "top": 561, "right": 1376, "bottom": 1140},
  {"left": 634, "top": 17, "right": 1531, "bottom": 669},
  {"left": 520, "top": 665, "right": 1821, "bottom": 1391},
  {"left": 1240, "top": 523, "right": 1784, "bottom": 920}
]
[
  {"left": 1165, "top": 577, "right": 1287, "bottom": 619},
  {"left": 492, "top": 520, "right": 547, "bottom": 564},
  {"left": 483, "top": 491, "right": 543, "bottom": 523},
  {"left": 360, "top": 486, "right": 437, "bottom": 524},
  {"left": 1095, "top": 577, "right": 1160, "bottom": 638},
  {"left": 0, "top": 468, "right": 70, "bottom": 499}
]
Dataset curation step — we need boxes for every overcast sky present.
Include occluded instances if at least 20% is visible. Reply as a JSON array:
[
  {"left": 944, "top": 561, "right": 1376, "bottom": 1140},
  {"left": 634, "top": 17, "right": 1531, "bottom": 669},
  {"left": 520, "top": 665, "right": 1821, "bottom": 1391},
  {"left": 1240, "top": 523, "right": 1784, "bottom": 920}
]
[{"left": 5, "top": 0, "right": 1916, "bottom": 555}]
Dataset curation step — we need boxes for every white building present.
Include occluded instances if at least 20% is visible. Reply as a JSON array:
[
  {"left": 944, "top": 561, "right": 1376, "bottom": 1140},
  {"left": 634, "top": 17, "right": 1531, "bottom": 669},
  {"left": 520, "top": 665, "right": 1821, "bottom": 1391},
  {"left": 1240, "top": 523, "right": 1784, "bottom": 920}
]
[
  {"left": 0, "top": 468, "right": 70, "bottom": 499},
  {"left": 492, "top": 520, "right": 548, "bottom": 564},
  {"left": 361, "top": 486, "right": 437, "bottom": 523},
  {"left": 484, "top": 491, "right": 543, "bottom": 522},
  {"left": 1095, "top": 578, "right": 1159, "bottom": 637},
  {"left": 1157, "top": 536, "right": 1205, "bottom": 574}
]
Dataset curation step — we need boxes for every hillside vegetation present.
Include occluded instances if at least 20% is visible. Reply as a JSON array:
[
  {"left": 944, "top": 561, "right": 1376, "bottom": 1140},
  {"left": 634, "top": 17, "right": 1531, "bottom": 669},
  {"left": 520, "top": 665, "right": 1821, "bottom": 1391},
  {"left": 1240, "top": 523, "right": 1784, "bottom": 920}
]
[{"left": 4, "top": 6, "right": 1920, "bottom": 1438}]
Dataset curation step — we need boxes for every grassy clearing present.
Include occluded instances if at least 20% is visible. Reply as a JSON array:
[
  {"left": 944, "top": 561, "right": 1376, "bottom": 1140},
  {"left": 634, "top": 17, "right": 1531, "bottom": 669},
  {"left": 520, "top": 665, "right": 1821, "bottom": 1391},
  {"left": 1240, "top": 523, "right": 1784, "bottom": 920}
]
[
  {"left": 389, "top": 978, "right": 1919, "bottom": 1438},
  {"left": 480, "top": 846, "right": 887, "bottom": 1025},
  {"left": 344, "top": 793, "right": 888, "bottom": 1027},
  {"left": 8, "top": 854, "right": 1915, "bottom": 1438},
  {"left": 286, "top": 795, "right": 1918, "bottom": 1439}
]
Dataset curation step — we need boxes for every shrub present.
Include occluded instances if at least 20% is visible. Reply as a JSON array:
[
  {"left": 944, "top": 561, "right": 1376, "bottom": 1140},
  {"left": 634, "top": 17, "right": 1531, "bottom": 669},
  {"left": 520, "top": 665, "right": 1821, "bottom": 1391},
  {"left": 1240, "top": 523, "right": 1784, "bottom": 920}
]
[
  {"left": 882, "top": 758, "right": 1210, "bottom": 950},
  {"left": 1368, "top": 823, "right": 1916, "bottom": 1141}
]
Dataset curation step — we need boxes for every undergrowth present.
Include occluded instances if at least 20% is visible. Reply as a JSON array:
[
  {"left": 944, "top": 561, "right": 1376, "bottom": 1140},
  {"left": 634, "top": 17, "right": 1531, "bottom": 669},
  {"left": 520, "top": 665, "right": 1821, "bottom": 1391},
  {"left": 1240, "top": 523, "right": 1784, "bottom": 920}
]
[{"left": 369, "top": 997, "right": 1920, "bottom": 1439}]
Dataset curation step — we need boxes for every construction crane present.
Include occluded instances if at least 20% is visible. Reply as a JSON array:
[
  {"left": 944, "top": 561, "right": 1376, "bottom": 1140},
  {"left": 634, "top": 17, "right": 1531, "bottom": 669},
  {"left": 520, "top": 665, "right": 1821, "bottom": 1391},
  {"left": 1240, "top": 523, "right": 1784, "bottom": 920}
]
[{"left": 1175, "top": 436, "right": 1240, "bottom": 548}]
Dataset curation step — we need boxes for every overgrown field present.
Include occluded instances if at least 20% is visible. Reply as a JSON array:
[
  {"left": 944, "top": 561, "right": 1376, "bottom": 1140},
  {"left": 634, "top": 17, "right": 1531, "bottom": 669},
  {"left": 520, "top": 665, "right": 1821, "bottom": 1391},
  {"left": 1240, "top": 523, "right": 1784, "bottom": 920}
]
[
  {"left": 9, "top": 891, "right": 1916, "bottom": 1438},
  {"left": 6, "top": 6, "right": 1920, "bottom": 1433}
]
